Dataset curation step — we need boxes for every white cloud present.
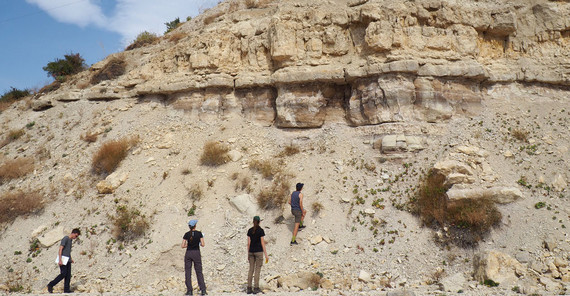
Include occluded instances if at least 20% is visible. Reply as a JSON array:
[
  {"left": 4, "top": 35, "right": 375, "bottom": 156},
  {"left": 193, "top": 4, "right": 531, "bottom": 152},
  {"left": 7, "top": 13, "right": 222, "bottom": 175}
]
[
  {"left": 27, "top": 0, "right": 221, "bottom": 46},
  {"left": 25, "top": 0, "right": 108, "bottom": 28}
]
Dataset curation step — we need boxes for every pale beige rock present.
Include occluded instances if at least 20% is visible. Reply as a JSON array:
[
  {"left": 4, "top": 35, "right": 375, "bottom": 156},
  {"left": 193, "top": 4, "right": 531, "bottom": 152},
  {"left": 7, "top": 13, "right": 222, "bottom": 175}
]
[
  {"left": 446, "top": 186, "right": 522, "bottom": 204},
  {"left": 38, "top": 226, "right": 64, "bottom": 248},
  {"left": 473, "top": 250, "right": 525, "bottom": 285},
  {"left": 552, "top": 174, "right": 567, "bottom": 192}
]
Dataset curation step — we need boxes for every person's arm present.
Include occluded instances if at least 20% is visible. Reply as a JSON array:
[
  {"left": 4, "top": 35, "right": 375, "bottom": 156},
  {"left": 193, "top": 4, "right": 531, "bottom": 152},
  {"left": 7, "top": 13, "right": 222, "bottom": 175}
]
[
  {"left": 299, "top": 193, "right": 306, "bottom": 215},
  {"left": 200, "top": 237, "right": 205, "bottom": 247},
  {"left": 181, "top": 239, "right": 188, "bottom": 249},
  {"left": 58, "top": 245, "right": 64, "bottom": 266},
  {"left": 261, "top": 237, "right": 268, "bottom": 263},
  {"left": 288, "top": 193, "right": 291, "bottom": 205},
  {"left": 247, "top": 236, "right": 251, "bottom": 253}
]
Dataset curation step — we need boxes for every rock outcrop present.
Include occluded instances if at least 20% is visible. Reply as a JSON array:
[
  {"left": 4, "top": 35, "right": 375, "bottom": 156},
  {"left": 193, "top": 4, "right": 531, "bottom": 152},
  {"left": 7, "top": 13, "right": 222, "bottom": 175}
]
[{"left": 35, "top": 0, "right": 570, "bottom": 128}]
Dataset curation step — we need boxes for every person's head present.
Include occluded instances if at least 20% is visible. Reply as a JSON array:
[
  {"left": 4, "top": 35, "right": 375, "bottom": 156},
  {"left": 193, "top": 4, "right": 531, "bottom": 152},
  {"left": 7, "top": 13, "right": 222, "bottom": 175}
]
[
  {"left": 296, "top": 183, "right": 304, "bottom": 191},
  {"left": 70, "top": 228, "right": 81, "bottom": 239},
  {"left": 188, "top": 219, "right": 198, "bottom": 230},
  {"left": 253, "top": 216, "right": 260, "bottom": 230}
]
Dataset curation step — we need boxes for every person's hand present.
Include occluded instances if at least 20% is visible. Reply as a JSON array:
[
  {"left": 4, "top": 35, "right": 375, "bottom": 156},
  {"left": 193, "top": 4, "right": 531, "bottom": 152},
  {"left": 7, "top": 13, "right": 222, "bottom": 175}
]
[
  {"left": 58, "top": 260, "right": 63, "bottom": 266},
  {"left": 71, "top": 259, "right": 75, "bottom": 264},
  {"left": 265, "top": 256, "right": 269, "bottom": 264}
]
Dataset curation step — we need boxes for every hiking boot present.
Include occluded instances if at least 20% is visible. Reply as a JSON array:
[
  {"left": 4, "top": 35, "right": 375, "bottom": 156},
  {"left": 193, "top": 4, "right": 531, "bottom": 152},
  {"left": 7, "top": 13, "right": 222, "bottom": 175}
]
[
  {"left": 185, "top": 291, "right": 193, "bottom": 295},
  {"left": 47, "top": 286, "right": 53, "bottom": 293},
  {"left": 290, "top": 240, "right": 298, "bottom": 245},
  {"left": 200, "top": 290, "right": 207, "bottom": 295},
  {"left": 246, "top": 287, "right": 253, "bottom": 294},
  {"left": 299, "top": 225, "right": 306, "bottom": 230},
  {"left": 253, "top": 287, "right": 262, "bottom": 294}
]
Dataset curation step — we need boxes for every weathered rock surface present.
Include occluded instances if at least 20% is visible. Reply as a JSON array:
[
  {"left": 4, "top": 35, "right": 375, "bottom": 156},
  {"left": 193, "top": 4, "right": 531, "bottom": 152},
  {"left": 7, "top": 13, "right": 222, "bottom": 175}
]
[
  {"left": 34, "top": 0, "right": 570, "bottom": 128},
  {"left": 473, "top": 250, "right": 525, "bottom": 285}
]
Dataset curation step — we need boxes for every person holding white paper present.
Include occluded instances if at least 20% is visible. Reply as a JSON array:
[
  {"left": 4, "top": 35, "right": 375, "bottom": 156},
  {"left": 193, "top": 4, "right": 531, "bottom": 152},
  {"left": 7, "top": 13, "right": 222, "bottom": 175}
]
[{"left": 47, "top": 228, "right": 80, "bottom": 293}]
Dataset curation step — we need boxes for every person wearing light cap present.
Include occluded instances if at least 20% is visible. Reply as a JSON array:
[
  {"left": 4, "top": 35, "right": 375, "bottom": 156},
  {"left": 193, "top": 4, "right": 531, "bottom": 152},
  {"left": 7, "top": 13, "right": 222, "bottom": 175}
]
[
  {"left": 181, "top": 219, "right": 206, "bottom": 295},
  {"left": 288, "top": 182, "right": 306, "bottom": 245},
  {"left": 246, "top": 216, "right": 268, "bottom": 294}
]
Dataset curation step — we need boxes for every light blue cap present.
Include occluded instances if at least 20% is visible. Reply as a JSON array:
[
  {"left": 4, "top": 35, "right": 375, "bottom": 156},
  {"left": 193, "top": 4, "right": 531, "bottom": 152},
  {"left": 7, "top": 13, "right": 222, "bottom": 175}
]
[{"left": 188, "top": 219, "right": 198, "bottom": 227}]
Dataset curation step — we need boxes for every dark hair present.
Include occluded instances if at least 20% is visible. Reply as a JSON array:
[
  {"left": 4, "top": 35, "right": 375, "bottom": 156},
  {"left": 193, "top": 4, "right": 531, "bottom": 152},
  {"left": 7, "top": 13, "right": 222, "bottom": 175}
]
[
  {"left": 296, "top": 183, "right": 304, "bottom": 191},
  {"left": 252, "top": 219, "right": 260, "bottom": 233},
  {"left": 188, "top": 225, "right": 196, "bottom": 243},
  {"left": 71, "top": 228, "right": 81, "bottom": 235}
]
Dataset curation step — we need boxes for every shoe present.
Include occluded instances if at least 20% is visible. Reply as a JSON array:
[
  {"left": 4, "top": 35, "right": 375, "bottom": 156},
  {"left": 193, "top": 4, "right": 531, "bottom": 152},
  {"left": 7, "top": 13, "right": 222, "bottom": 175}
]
[
  {"left": 299, "top": 225, "right": 306, "bottom": 230},
  {"left": 290, "top": 240, "right": 298, "bottom": 245},
  {"left": 185, "top": 291, "right": 193, "bottom": 295},
  {"left": 247, "top": 287, "right": 253, "bottom": 294},
  {"left": 64, "top": 290, "right": 73, "bottom": 293},
  {"left": 47, "top": 286, "right": 53, "bottom": 293},
  {"left": 200, "top": 291, "right": 207, "bottom": 295},
  {"left": 253, "top": 287, "right": 261, "bottom": 294}
]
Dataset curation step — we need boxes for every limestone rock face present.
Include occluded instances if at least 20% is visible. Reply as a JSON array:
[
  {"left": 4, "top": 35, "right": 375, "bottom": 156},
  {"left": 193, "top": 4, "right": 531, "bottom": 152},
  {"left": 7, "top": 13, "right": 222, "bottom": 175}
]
[{"left": 35, "top": 0, "right": 570, "bottom": 128}]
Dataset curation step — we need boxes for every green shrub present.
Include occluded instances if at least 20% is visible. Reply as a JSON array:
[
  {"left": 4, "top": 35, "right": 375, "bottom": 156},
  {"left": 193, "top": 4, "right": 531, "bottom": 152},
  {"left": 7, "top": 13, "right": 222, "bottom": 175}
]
[
  {"left": 90, "top": 56, "right": 126, "bottom": 85},
  {"left": 126, "top": 31, "right": 159, "bottom": 50},
  {"left": 165, "top": 17, "right": 181, "bottom": 34},
  {"left": 42, "top": 53, "right": 86, "bottom": 81},
  {"left": 0, "top": 87, "right": 30, "bottom": 111},
  {"left": 111, "top": 205, "right": 149, "bottom": 241}
]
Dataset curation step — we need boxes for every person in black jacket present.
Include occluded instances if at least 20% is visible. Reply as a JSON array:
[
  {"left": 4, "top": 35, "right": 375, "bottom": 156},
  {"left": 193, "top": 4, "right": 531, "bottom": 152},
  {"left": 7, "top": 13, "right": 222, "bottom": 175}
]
[
  {"left": 246, "top": 216, "right": 268, "bottom": 294},
  {"left": 182, "top": 219, "right": 206, "bottom": 295}
]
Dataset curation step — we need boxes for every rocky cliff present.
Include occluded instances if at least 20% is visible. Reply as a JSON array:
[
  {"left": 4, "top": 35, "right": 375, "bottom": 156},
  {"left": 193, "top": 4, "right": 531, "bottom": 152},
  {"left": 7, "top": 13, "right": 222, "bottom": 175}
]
[{"left": 36, "top": 0, "right": 570, "bottom": 127}]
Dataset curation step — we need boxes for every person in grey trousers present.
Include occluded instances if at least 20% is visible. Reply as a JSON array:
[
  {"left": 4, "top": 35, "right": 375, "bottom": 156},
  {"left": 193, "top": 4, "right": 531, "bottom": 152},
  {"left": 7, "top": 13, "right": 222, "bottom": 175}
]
[{"left": 182, "top": 219, "right": 207, "bottom": 295}]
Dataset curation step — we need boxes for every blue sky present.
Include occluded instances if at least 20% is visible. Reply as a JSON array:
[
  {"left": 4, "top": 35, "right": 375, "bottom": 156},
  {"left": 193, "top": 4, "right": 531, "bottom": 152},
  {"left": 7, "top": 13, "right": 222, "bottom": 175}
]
[{"left": 0, "top": 0, "right": 219, "bottom": 93}]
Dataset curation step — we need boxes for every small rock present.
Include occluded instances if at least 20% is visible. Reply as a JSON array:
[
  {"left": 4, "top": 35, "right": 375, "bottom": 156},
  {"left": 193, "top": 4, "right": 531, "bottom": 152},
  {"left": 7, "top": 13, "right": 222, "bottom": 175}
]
[
  {"left": 552, "top": 174, "right": 567, "bottom": 192},
  {"left": 228, "top": 150, "right": 242, "bottom": 162},
  {"left": 387, "top": 289, "right": 416, "bottom": 296},
  {"left": 554, "top": 257, "right": 568, "bottom": 268},
  {"left": 503, "top": 150, "right": 514, "bottom": 158},
  {"left": 358, "top": 270, "right": 372, "bottom": 282},
  {"left": 310, "top": 235, "right": 323, "bottom": 245},
  {"left": 364, "top": 208, "right": 375, "bottom": 215}
]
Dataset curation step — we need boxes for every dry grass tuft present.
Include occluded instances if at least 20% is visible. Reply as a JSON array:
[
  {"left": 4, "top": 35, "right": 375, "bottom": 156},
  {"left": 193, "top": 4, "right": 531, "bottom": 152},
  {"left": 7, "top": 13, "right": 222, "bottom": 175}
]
[
  {"left": 90, "top": 56, "right": 126, "bottom": 85},
  {"left": 250, "top": 159, "right": 282, "bottom": 179},
  {"left": 278, "top": 144, "right": 300, "bottom": 157},
  {"left": 233, "top": 173, "right": 252, "bottom": 193},
  {"left": 168, "top": 32, "right": 187, "bottom": 42},
  {"left": 0, "top": 157, "right": 34, "bottom": 182},
  {"left": 511, "top": 128, "right": 528, "bottom": 142},
  {"left": 111, "top": 205, "right": 149, "bottom": 241},
  {"left": 188, "top": 185, "right": 203, "bottom": 201},
  {"left": 0, "top": 191, "right": 44, "bottom": 224},
  {"left": 0, "top": 129, "right": 25, "bottom": 148},
  {"left": 92, "top": 136, "right": 139, "bottom": 175},
  {"left": 312, "top": 201, "right": 324, "bottom": 214},
  {"left": 257, "top": 174, "right": 292, "bottom": 210},
  {"left": 200, "top": 141, "right": 230, "bottom": 166},
  {"left": 411, "top": 169, "right": 502, "bottom": 247},
  {"left": 308, "top": 272, "right": 322, "bottom": 289}
]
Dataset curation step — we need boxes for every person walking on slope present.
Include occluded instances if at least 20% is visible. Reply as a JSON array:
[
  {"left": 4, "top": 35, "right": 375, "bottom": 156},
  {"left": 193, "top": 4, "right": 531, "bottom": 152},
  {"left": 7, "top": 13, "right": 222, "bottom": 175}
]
[
  {"left": 246, "top": 216, "right": 269, "bottom": 294},
  {"left": 47, "top": 228, "right": 81, "bottom": 293},
  {"left": 288, "top": 182, "right": 306, "bottom": 245},
  {"left": 182, "top": 219, "right": 207, "bottom": 295}
]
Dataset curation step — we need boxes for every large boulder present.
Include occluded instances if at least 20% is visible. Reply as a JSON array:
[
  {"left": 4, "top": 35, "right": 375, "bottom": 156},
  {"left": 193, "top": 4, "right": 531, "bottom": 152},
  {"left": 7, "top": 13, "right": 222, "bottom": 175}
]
[
  {"left": 38, "top": 226, "right": 64, "bottom": 248},
  {"left": 473, "top": 250, "right": 526, "bottom": 285}
]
